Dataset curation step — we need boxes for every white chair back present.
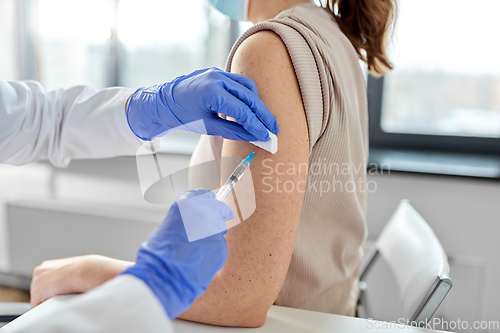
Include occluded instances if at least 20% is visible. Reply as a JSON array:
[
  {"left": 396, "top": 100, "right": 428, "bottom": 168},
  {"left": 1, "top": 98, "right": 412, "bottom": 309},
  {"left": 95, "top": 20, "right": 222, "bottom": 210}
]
[{"left": 359, "top": 200, "right": 452, "bottom": 323}]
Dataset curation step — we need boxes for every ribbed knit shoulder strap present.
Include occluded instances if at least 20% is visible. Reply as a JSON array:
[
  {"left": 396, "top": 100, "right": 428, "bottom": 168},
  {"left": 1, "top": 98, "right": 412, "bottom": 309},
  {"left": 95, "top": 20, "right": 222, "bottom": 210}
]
[{"left": 225, "top": 12, "right": 329, "bottom": 152}]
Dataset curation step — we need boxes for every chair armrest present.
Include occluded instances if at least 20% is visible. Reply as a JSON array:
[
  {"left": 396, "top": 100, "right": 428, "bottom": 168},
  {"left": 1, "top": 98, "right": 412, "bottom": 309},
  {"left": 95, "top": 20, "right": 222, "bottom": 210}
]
[
  {"left": 358, "top": 246, "right": 380, "bottom": 282},
  {"left": 411, "top": 275, "right": 453, "bottom": 324}
]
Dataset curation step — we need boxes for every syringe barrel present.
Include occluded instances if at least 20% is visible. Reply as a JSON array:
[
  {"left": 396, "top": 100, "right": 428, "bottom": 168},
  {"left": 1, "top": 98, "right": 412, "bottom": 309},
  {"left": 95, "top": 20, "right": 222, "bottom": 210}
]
[
  {"left": 215, "top": 158, "right": 251, "bottom": 201},
  {"left": 215, "top": 180, "right": 236, "bottom": 201},
  {"left": 232, "top": 161, "right": 249, "bottom": 181}
]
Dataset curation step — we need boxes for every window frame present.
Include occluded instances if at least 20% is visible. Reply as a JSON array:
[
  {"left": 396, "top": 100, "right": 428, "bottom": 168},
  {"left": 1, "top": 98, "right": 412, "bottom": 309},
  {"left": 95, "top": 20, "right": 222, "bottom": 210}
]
[{"left": 367, "top": 75, "right": 500, "bottom": 156}]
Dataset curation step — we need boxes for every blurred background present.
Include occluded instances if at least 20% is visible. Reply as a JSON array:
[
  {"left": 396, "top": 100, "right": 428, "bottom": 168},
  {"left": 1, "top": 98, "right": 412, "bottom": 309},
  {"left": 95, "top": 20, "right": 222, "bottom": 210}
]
[
  {"left": 0, "top": 0, "right": 499, "bottom": 332},
  {"left": 383, "top": 0, "right": 500, "bottom": 138},
  {"left": 0, "top": 0, "right": 234, "bottom": 89}
]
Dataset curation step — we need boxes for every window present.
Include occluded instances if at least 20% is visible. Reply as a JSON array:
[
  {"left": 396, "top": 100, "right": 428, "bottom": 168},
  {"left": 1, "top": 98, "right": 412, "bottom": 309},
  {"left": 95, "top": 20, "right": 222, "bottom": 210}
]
[
  {"left": 117, "top": 0, "right": 231, "bottom": 88},
  {"left": 36, "top": 0, "right": 115, "bottom": 90},
  {"left": 0, "top": 0, "right": 18, "bottom": 80},
  {"left": 369, "top": 0, "right": 500, "bottom": 156},
  {"left": 2, "top": 0, "right": 232, "bottom": 91}
]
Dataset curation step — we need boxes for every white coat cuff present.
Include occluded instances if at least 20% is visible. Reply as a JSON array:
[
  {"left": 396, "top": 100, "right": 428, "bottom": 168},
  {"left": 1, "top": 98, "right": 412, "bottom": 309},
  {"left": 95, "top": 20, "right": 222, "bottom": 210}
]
[{"left": 113, "top": 89, "right": 145, "bottom": 149}]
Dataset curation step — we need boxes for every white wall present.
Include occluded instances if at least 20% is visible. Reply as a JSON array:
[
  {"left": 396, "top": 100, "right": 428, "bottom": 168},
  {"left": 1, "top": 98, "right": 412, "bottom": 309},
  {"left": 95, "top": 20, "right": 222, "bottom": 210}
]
[
  {"left": 0, "top": 163, "right": 53, "bottom": 271},
  {"left": 0, "top": 154, "right": 191, "bottom": 273}
]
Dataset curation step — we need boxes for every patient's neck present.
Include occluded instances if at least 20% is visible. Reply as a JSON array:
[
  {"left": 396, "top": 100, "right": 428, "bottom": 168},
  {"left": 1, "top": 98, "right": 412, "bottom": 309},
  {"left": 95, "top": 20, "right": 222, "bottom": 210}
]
[{"left": 249, "top": 0, "right": 312, "bottom": 24}]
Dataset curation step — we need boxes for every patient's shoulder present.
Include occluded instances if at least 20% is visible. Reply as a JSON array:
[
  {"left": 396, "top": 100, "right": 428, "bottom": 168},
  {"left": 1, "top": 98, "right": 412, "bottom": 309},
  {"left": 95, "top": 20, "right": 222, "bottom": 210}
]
[
  {"left": 229, "top": 29, "right": 309, "bottom": 156},
  {"left": 230, "top": 30, "right": 293, "bottom": 80},
  {"left": 231, "top": 30, "right": 304, "bottom": 125}
]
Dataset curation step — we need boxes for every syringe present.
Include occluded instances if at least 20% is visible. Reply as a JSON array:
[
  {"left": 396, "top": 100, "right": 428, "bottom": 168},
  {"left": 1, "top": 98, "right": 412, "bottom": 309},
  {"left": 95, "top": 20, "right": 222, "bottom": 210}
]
[{"left": 216, "top": 152, "right": 255, "bottom": 201}]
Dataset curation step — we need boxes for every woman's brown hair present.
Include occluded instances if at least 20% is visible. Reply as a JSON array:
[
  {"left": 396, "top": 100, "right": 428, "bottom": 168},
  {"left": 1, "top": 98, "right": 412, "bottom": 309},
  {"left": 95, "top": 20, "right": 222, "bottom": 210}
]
[{"left": 320, "top": 0, "right": 397, "bottom": 76}]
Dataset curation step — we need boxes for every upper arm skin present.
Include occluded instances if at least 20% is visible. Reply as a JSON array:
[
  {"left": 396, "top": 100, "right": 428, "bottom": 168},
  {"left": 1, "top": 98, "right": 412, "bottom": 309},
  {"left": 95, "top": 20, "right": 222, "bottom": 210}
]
[{"left": 179, "top": 31, "right": 310, "bottom": 327}]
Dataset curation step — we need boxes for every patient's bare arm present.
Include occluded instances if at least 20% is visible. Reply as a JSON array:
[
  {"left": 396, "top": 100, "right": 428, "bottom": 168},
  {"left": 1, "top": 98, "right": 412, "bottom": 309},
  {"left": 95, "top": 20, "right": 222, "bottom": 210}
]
[{"left": 178, "top": 31, "right": 310, "bottom": 328}]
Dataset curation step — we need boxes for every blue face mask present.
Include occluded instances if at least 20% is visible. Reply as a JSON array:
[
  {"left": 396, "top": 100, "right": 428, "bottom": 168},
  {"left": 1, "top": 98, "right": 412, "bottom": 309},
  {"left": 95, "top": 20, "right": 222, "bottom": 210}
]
[{"left": 208, "top": 0, "right": 249, "bottom": 22}]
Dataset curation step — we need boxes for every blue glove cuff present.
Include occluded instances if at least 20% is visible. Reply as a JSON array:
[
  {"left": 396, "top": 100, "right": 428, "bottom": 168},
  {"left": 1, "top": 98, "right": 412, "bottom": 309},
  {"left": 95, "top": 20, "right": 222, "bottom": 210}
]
[
  {"left": 121, "top": 264, "right": 199, "bottom": 320},
  {"left": 126, "top": 84, "right": 183, "bottom": 141}
]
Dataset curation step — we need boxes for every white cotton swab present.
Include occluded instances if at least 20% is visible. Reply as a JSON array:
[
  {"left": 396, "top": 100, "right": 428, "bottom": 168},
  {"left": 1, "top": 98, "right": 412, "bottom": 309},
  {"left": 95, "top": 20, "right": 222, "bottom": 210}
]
[{"left": 250, "top": 131, "right": 278, "bottom": 154}]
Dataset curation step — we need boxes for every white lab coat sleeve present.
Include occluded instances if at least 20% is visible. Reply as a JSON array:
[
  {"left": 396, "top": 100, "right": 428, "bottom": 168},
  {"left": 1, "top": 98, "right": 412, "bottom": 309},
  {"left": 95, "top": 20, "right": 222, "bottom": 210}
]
[
  {"left": 0, "top": 78, "right": 142, "bottom": 167},
  {"left": 2, "top": 275, "right": 174, "bottom": 333}
]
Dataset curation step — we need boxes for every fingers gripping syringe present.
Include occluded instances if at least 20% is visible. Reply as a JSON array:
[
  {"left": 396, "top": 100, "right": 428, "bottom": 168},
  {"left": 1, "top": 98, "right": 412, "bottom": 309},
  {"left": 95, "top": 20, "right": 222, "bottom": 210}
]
[{"left": 216, "top": 152, "right": 255, "bottom": 201}]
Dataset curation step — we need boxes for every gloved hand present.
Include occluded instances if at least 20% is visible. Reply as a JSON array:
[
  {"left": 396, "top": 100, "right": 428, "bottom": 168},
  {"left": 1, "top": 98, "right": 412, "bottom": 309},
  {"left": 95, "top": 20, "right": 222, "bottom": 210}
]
[
  {"left": 126, "top": 67, "right": 279, "bottom": 141},
  {"left": 121, "top": 189, "right": 233, "bottom": 319}
]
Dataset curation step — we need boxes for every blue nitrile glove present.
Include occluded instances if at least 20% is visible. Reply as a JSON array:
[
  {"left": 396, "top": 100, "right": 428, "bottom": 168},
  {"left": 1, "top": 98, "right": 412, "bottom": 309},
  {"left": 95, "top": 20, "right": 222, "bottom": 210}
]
[
  {"left": 126, "top": 67, "right": 279, "bottom": 141},
  {"left": 121, "top": 189, "right": 232, "bottom": 319}
]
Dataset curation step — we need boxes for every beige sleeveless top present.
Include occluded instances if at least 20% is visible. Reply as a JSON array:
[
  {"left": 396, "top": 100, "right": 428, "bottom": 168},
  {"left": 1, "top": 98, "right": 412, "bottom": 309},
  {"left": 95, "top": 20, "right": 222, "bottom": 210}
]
[{"left": 190, "top": 3, "right": 368, "bottom": 316}]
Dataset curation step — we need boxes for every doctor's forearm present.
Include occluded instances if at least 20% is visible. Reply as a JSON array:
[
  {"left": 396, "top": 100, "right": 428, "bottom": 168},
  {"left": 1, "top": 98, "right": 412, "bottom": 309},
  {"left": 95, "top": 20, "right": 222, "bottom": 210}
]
[{"left": 0, "top": 79, "right": 139, "bottom": 166}]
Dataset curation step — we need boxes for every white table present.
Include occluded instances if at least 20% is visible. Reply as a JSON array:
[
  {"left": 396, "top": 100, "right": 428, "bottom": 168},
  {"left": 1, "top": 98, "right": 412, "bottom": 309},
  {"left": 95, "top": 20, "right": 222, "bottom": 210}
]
[
  {"left": 173, "top": 306, "right": 449, "bottom": 333},
  {"left": 2, "top": 300, "right": 449, "bottom": 333}
]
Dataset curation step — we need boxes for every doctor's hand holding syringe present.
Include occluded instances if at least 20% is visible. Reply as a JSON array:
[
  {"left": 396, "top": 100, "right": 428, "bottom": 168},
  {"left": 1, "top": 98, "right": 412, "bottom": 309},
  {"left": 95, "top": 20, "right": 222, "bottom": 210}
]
[
  {"left": 5, "top": 189, "right": 235, "bottom": 333},
  {"left": 121, "top": 189, "right": 233, "bottom": 320},
  {"left": 36, "top": 189, "right": 233, "bottom": 319}
]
